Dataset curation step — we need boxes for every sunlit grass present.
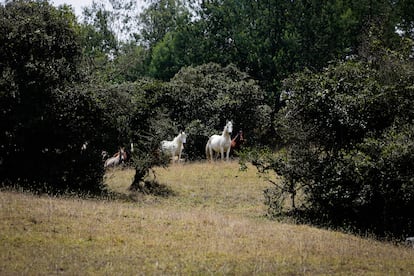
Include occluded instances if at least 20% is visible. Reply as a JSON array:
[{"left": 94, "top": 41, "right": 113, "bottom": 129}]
[{"left": 1, "top": 161, "right": 413, "bottom": 274}]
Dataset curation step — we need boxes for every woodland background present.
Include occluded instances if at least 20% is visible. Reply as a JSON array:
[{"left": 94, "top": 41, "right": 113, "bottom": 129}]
[{"left": 1, "top": 0, "right": 413, "bottom": 238}]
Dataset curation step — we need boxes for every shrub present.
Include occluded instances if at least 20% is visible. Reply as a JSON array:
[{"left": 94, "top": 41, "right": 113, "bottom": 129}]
[
  {"left": 253, "top": 53, "right": 414, "bottom": 238},
  {"left": 0, "top": 1, "right": 107, "bottom": 193}
]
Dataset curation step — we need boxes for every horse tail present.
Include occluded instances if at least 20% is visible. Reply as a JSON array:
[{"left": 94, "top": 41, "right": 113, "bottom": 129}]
[{"left": 205, "top": 139, "right": 210, "bottom": 160}]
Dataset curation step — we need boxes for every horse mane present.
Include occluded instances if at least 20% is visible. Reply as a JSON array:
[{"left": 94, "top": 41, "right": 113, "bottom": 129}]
[
  {"left": 173, "top": 132, "right": 186, "bottom": 144},
  {"left": 222, "top": 122, "right": 232, "bottom": 137},
  {"left": 173, "top": 133, "right": 181, "bottom": 142}
]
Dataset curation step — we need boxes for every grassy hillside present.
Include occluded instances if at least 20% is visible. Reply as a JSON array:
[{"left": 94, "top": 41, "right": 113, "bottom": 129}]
[{"left": 1, "top": 162, "right": 413, "bottom": 275}]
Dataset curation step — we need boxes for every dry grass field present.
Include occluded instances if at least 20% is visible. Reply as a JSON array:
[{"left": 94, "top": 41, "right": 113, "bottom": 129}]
[{"left": 1, "top": 161, "right": 413, "bottom": 275}]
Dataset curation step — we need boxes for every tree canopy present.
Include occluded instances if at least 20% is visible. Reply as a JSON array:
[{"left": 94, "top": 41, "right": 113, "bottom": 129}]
[
  {"left": 0, "top": 0, "right": 105, "bottom": 192},
  {"left": 247, "top": 40, "right": 414, "bottom": 237}
]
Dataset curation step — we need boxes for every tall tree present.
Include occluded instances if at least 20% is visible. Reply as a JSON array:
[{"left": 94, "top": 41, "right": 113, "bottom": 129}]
[
  {"left": 79, "top": 0, "right": 145, "bottom": 81},
  {"left": 0, "top": 0, "right": 106, "bottom": 192},
  {"left": 138, "top": 0, "right": 191, "bottom": 49},
  {"left": 81, "top": 5, "right": 118, "bottom": 57},
  {"left": 396, "top": 0, "right": 414, "bottom": 38},
  {"left": 148, "top": 29, "right": 192, "bottom": 80},
  {"left": 80, "top": 0, "right": 120, "bottom": 79}
]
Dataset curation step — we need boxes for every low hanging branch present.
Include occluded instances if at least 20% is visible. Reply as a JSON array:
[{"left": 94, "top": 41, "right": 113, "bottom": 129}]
[{"left": 129, "top": 132, "right": 169, "bottom": 193}]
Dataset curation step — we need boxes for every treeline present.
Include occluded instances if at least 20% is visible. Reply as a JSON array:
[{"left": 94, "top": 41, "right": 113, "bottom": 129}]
[{"left": 0, "top": 0, "right": 413, "bottom": 238}]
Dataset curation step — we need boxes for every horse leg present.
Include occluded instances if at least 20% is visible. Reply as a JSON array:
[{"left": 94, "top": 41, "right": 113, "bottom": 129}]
[
  {"left": 226, "top": 147, "right": 231, "bottom": 161},
  {"left": 178, "top": 148, "right": 182, "bottom": 163},
  {"left": 214, "top": 151, "right": 220, "bottom": 160},
  {"left": 220, "top": 147, "right": 224, "bottom": 161},
  {"left": 209, "top": 147, "right": 214, "bottom": 162}
]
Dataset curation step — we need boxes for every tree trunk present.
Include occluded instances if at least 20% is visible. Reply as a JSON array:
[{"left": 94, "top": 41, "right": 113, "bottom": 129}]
[{"left": 129, "top": 167, "right": 147, "bottom": 192}]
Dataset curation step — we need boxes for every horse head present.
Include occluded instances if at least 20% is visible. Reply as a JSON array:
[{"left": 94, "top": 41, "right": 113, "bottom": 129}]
[
  {"left": 179, "top": 131, "right": 187, "bottom": 144},
  {"left": 101, "top": 151, "right": 108, "bottom": 161},
  {"left": 119, "top": 147, "right": 127, "bottom": 162},
  {"left": 225, "top": 121, "right": 233, "bottom": 134}
]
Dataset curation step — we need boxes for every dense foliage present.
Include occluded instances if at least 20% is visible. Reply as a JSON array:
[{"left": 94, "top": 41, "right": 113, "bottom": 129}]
[
  {"left": 79, "top": 79, "right": 171, "bottom": 191},
  {"left": 0, "top": 0, "right": 106, "bottom": 193},
  {"left": 248, "top": 45, "right": 414, "bottom": 237},
  {"left": 162, "top": 63, "right": 270, "bottom": 159}
]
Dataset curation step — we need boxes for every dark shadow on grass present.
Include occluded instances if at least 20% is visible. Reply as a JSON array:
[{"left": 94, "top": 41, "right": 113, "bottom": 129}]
[
  {"left": 1, "top": 178, "right": 175, "bottom": 204},
  {"left": 129, "top": 180, "right": 176, "bottom": 197},
  {"left": 105, "top": 180, "right": 177, "bottom": 203}
]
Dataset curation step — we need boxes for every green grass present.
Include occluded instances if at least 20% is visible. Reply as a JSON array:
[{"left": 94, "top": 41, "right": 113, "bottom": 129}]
[{"left": 1, "top": 161, "right": 413, "bottom": 275}]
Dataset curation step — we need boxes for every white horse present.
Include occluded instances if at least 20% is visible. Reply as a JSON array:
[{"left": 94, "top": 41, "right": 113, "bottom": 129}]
[
  {"left": 161, "top": 131, "right": 187, "bottom": 163},
  {"left": 206, "top": 121, "right": 233, "bottom": 161},
  {"left": 104, "top": 147, "right": 127, "bottom": 168}
]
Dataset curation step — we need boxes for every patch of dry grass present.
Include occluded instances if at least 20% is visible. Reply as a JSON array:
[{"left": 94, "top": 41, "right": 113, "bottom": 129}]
[{"left": 1, "top": 161, "right": 413, "bottom": 275}]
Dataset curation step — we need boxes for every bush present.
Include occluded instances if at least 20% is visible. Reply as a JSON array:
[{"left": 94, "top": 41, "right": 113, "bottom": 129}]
[
  {"left": 0, "top": 1, "right": 108, "bottom": 193},
  {"left": 254, "top": 53, "right": 414, "bottom": 238}
]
